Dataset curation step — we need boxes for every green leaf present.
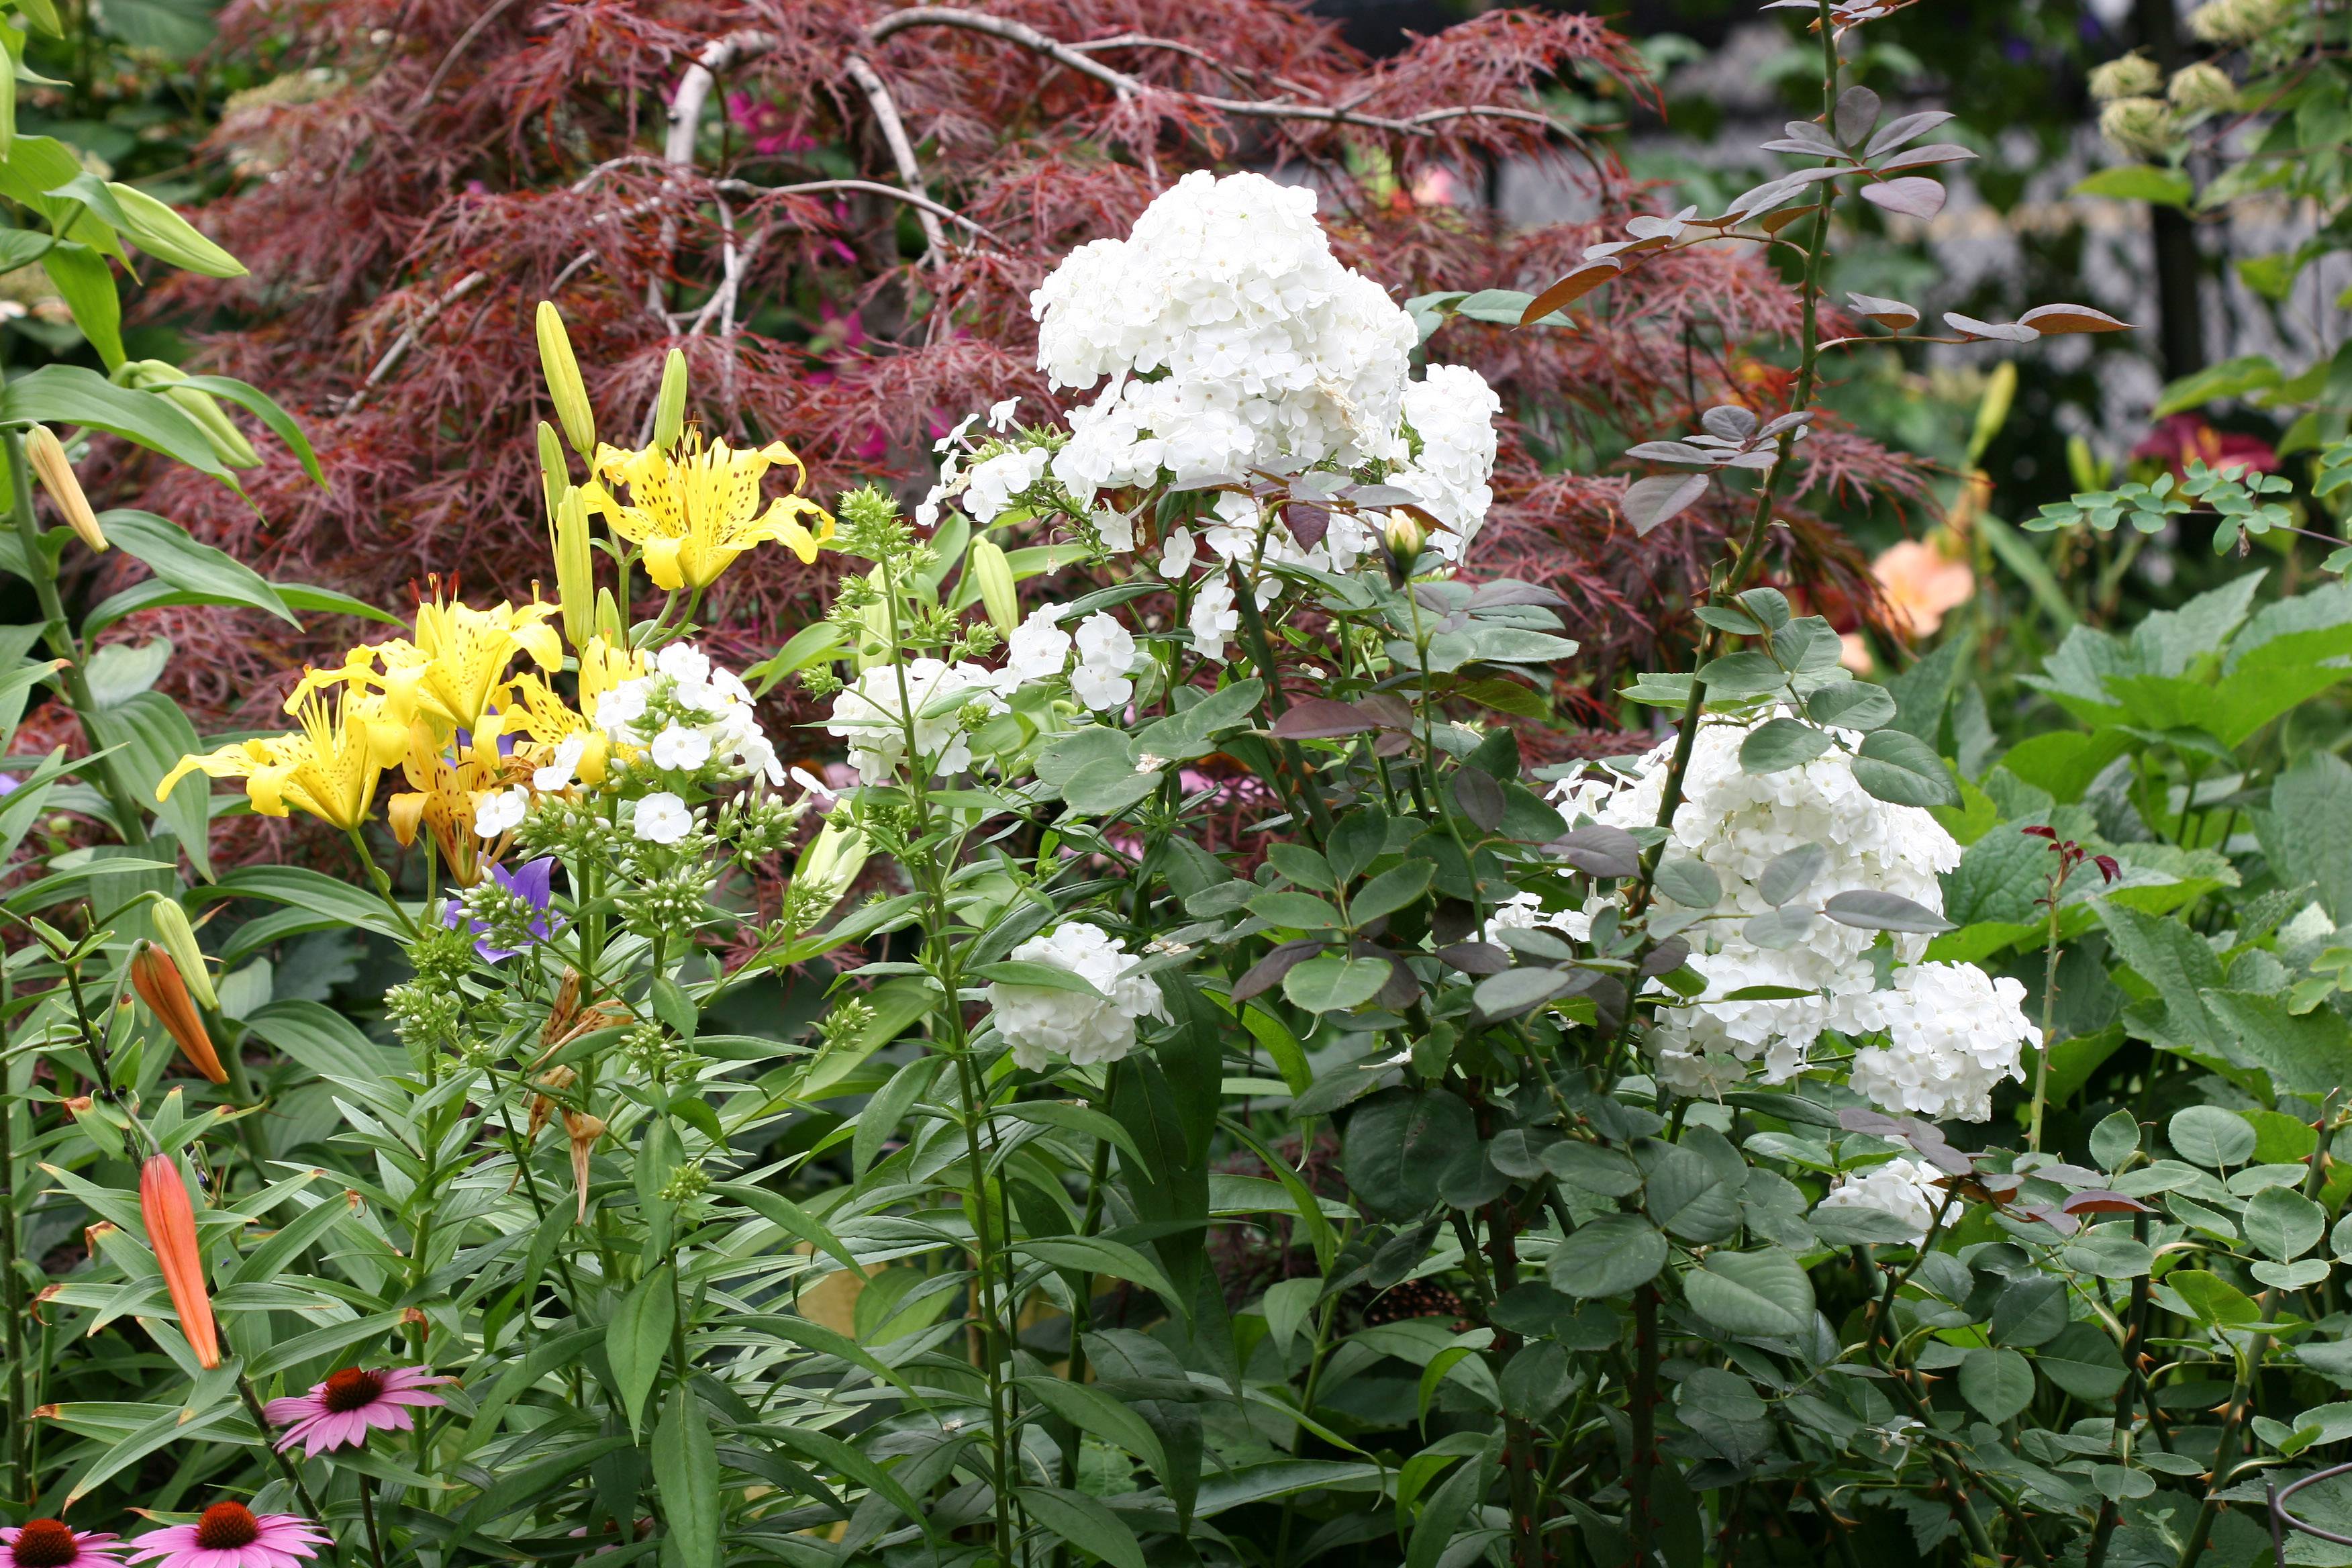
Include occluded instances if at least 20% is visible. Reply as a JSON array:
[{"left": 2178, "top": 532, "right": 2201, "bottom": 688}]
[
  {"left": 1019, "top": 1485, "right": 1146, "bottom": 1568},
  {"left": 1281, "top": 954, "right": 1389, "bottom": 1013},
  {"left": 2169, "top": 1267, "right": 2259, "bottom": 1328},
  {"left": 1342, "top": 1089, "right": 1477, "bottom": 1218},
  {"left": 1016, "top": 1375, "right": 1169, "bottom": 1479},
  {"left": 2153, "top": 353, "right": 2282, "bottom": 418},
  {"left": 175, "top": 375, "right": 322, "bottom": 486},
  {"left": 1406, "top": 1430, "right": 1505, "bottom": 1568},
  {"left": 2169, "top": 1104, "right": 2258, "bottom": 1169},
  {"left": 1249, "top": 889, "right": 1343, "bottom": 930},
  {"left": 2263, "top": 752, "right": 2352, "bottom": 922},
  {"left": 1548, "top": 1214, "right": 1666, "bottom": 1299},
  {"left": 1822, "top": 889, "right": 1953, "bottom": 933},
  {"left": 650, "top": 1389, "right": 720, "bottom": 1568},
  {"left": 1959, "top": 1346, "right": 2035, "bottom": 1424},
  {"left": 0, "top": 138, "right": 124, "bottom": 262},
  {"left": 2245, "top": 1184, "right": 2325, "bottom": 1261},
  {"left": 976, "top": 959, "right": 1104, "bottom": 997},
  {"left": 2035, "top": 1322, "right": 2128, "bottom": 1402},
  {"left": 42, "top": 242, "right": 121, "bottom": 367},
  {"left": 2072, "top": 164, "right": 2193, "bottom": 207},
  {"left": 713, "top": 1181, "right": 864, "bottom": 1281},
  {"left": 87, "top": 689, "right": 209, "bottom": 877},
  {"left": 1351, "top": 861, "right": 1433, "bottom": 922},
  {"left": 1851, "top": 729, "right": 1960, "bottom": 807},
  {"left": 243, "top": 999, "right": 405, "bottom": 1085},
  {"left": 1739, "top": 716, "right": 1834, "bottom": 773},
  {"left": 1683, "top": 1248, "right": 1813, "bottom": 1338},
  {"left": 1808, "top": 680, "right": 1898, "bottom": 731},
  {"left": 1014, "top": 1235, "right": 1177, "bottom": 1308},
  {"left": 605, "top": 1263, "right": 675, "bottom": 1436},
  {"left": 197, "top": 865, "right": 413, "bottom": 939},
  {"left": 101, "top": 510, "right": 297, "bottom": 626},
  {"left": 852, "top": 1055, "right": 938, "bottom": 1178},
  {"left": 0, "top": 364, "right": 229, "bottom": 480},
  {"left": 2201, "top": 987, "right": 2352, "bottom": 1100}
]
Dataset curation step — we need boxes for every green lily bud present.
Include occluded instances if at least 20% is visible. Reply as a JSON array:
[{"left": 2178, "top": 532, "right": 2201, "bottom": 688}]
[
  {"left": 536, "top": 300, "right": 596, "bottom": 457},
  {"left": 653, "top": 348, "right": 689, "bottom": 450}
]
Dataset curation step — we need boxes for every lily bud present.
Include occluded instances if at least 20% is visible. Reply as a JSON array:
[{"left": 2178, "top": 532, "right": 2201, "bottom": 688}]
[
  {"left": 593, "top": 587, "right": 626, "bottom": 647},
  {"left": 116, "top": 360, "right": 258, "bottom": 467},
  {"left": 967, "top": 536, "right": 1020, "bottom": 639},
  {"left": 138, "top": 1154, "right": 220, "bottom": 1368},
  {"left": 535, "top": 300, "right": 596, "bottom": 458},
  {"left": 537, "top": 420, "right": 569, "bottom": 523},
  {"left": 653, "top": 348, "right": 688, "bottom": 450},
  {"left": 146, "top": 897, "right": 217, "bottom": 1011},
  {"left": 23, "top": 426, "right": 106, "bottom": 553},
  {"left": 554, "top": 488, "right": 595, "bottom": 650},
  {"left": 130, "top": 944, "right": 226, "bottom": 1085}
]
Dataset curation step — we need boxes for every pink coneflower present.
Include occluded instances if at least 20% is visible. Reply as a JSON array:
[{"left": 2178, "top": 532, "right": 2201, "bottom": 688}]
[
  {"left": 1, "top": 1520, "right": 127, "bottom": 1568},
  {"left": 261, "top": 1366, "right": 452, "bottom": 1456},
  {"left": 126, "top": 1504, "right": 327, "bottom": 1568}
]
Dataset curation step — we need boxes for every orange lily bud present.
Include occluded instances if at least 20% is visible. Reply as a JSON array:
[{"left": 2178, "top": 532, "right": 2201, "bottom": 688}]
[
  {"left": 130, "top": 946, "right": 227, "bottom": 1085},
  {"left": 138, "top": 1154, "right": 220, "bottom": 1369},
  {"left": 24, "top": 425, "right": 107, "bottom": 553}
]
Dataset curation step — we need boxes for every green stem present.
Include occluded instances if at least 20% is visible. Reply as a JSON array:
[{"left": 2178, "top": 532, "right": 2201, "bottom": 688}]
[
  {"left": 3, "top": 426, "right": 151, "bottom": 845},
  {"left": 237, "top": 1373, "right": 328, "bottom": 1522},
  {"left": 0, "top": 955, "right": 26, "bottom": 1507},
  {"left": 2030, "top": 867, "right": 2066, "bottom": 1153}
]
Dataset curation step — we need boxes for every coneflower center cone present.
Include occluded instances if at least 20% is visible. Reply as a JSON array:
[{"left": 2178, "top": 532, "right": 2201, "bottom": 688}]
[
  {"left": 12, "top": 1520, "right": 79, "bottom": 1568},
  {"left": 193, "top": 1505, "right": 259, "bottom": 1552},
  {"left": 320, "top": 1368, "right": 383, "bottom": 1413}
]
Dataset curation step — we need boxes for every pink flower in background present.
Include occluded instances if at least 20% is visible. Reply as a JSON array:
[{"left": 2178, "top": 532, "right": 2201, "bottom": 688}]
[
  {"left": 262, "top": 1365, "right": 452, "bottom": 1455},
  {"left": 724, "top": 92, "right": 816, "bottom": 156},
  {"left": 1871, "top": 539, "right": 1974, "bottom": 638},
  {"left": 127, "top": 1506, "right": 327, "bottom": 1568},
  {"left": 1, "top": 1520, "right": 126, "bottom": 1568},
  {"left": 2133, "top": 413, "right": 2277, "bottom": 478}
]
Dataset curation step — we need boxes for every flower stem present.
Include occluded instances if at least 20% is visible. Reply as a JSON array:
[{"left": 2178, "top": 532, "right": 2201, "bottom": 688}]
[{"left": 236, "top": 1373, "right": 327, "bottom": 1522}]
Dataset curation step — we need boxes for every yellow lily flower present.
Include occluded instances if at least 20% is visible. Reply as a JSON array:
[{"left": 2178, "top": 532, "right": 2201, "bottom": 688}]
[
  {"left": 159, "top": 690, "right": 407, "bottom": 831},
  {"left": 581, "top": 434, "right": 835, "bottom": 591},
  {"left": 387, "top": 720, "right": 522, "bottom": 887},
  {"left": 293, "top": 590, "right": 562, "bottom": 739},
  {"left": 509, "top": 634, "right": 644, "bottom": 785}
]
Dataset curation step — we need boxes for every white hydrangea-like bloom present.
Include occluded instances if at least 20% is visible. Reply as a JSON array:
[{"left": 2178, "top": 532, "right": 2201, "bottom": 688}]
[
  {"left": 1393, "top": 364, "right": 1503, "bottom": 562},
  {"left": 1817, "top": 1157, "right": 1948, "bottom": 1245},
  {"left": 1551, "top": 713, "right": 2028, "bottom": 1118},
  {"left": 1843, "top": 964, "right": 2036, "bottom": 1122},
  {"left": 632, "top": 791, "right": 694, "bottom": 845},
  {"left": 826, "top": 658, "right": 1006, "bottom": 784},
  {"left": 475, "top": 785, "right": 528, "bottom": 839},
  {"left": 986, "top": 922, "right": 1171, "bottom": 1071}
]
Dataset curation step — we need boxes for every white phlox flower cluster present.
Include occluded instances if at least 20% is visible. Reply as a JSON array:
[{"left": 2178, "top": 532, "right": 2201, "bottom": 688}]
[
  {"left": 1816, "top": 1156, "right": 1948, "bottom": 1245},
  {"left": 1552, "top": 714, "right": 2033, "bottom": 1120},
  {"left": 1014, "top": 170, "right": 1500, "bottom": 650},
  {"left": 997, "top": 607, "right": 1142, "bottom": 713},
  {"left": 826, "top": 658, "right": 1007, "bottom": 784},
  {"left": 593, "top": 642, "right": 786, "bottom": 788},
  {"left": 985, "top": 922, "right": 1171, "bottom": 1071}
]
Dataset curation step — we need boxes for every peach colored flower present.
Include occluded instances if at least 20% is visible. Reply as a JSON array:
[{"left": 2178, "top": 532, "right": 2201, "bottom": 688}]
[{"left": 1873, "top": 539, "right": 1974, "bottom": 639}]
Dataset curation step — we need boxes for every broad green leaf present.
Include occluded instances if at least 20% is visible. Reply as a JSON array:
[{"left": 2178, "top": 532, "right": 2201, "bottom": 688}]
[
  {"left": 2169, "top": 1104, "right": 2258, "bottom": 1169},
  {"left": 0, "top": 364, "right": 228, "bottom": 479},
  {"left": 651, "top": 1389, "right": 720, "bottom": 1568},
  {"left": 1739, "top": 716, "right": 1833, "bottom": 774},
  {"left": 605, "top": 1263, "right": 675, "bottom": 1436},
  {"left": 2169, "top": 1267, "right": 2259, "bottom": 1328},
  {"left": 2245, "top": 1183, "right": 2325, "bottom": 1261},
  {"left": 1019, "top": 1485, "right": 1146, "bottom": 1568},
  {"left": 1281, "top": 954, "right": 1388, "bottom": 1013},
  {"left": 42, "top": 242, "right": 121, "bottom": 366},
  {"left": 1343, "top": 1089, "right": 1477, "bottom": 1219},
  {"left": 1548, "top": 1214, "right": 1666, "bottom": 1299},
  {"left": 1683, "top": 1248, "right": 1814, "bottom": 1338},
  {"left": 1958, "top": 1346, "right": 2035, "bottom": 1424},
  {"left": 1851, "top": 728, "right": 1960, "bottom": 807},
  {"left": 2035, "top": 1321, "right": 2128, "bottom": 1401},
  {"left": 102, "top": 509, "right": 298, "bottom": 626},
  {"left": 1016, "top": 1374, "right": 1169, "bottom": 1478}
]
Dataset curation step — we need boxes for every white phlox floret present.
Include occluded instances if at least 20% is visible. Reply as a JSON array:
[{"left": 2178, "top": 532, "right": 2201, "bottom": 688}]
[
  {"left": 1816, "top": 1156, "right": 1948, "bottom": 1245},
  {"left": 985, "top": 922, "right": 1171, "bottom": 1071},
  {"left": 593, "top": 642, "right": 785, "bottom": 787},
  {"left": 826, "top": 658, "right": 1008, "bottom": 784}
]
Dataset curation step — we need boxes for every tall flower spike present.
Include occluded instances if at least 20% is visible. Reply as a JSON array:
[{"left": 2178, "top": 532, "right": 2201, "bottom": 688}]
[
  {"left": 131, "top": 946, "right": 226, "bottom": 1085},
  {"left": 138, "top": 1154, "right": 219, "bottom": 1369},
  {"left": 580, "top": 433, "right": 834, "bottom": 590},
  {"left": 159, "top": 689, "right": 407, "bottom": 830}
]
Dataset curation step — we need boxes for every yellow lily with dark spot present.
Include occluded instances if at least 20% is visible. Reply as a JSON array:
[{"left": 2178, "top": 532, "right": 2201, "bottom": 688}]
[{"left": 291, "top": 591, "right": 562, "bottom": 739}]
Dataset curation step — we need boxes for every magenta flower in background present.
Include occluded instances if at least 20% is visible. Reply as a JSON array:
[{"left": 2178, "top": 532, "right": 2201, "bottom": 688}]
[
  {"left": 126, "top": 1504, "right": 327, "bottom": 1568},
  {"left": 1, "top": 1520, "right": 127, "bottom": 1568},
  {"left": 262, "top": 1365, "right": 452, "bottom": 1456}
]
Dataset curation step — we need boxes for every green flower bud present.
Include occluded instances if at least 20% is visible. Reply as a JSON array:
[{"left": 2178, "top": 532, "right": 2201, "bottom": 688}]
[
  {"left": 535, "top": 300, "right": 596, "bottom": 457},
  {"left": 653, "top": 347, "right": 689, "bottom": 450}
]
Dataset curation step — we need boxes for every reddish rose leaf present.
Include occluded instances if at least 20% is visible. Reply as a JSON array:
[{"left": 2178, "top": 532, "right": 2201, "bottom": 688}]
[
  {"left": 1270, "top": 699, "right": 1378, "bottom": 740},
  {"left": 1859, "top": 177, "right": 1947, "bottom": 220},
  {"left": 1944, "top": 312, "right": 2039, "bottom": 343},
  {"left": 2018, "top": 303, "right": 2133, "bottom": 335},
  {"left": 1845, "top": 291, "right": 1920, "bottom": 330},
  {"left": 1622, "top": 473, "right": 1710, "bottom": 536},
  {"left": 1231, "top": 939, "right": 1329, "bottom": 1004},
  {"left": 2061, "top": 1189, "right": 2156, "bottom": 1214},
  {"left": 1519, "top": 259, "right": 1622, "bottom": 324}
]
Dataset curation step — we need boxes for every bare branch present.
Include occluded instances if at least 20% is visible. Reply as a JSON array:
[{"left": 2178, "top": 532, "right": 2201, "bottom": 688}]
[{"left": 843, "top": 54, "right": 950, "bottom": 260}]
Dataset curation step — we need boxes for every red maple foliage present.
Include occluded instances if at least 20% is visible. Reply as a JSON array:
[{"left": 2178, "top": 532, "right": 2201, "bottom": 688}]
[{"left": 100, "top": 0, "right": 1912, "bottom": 754}]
